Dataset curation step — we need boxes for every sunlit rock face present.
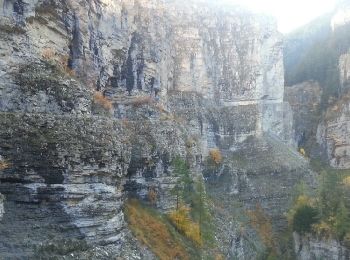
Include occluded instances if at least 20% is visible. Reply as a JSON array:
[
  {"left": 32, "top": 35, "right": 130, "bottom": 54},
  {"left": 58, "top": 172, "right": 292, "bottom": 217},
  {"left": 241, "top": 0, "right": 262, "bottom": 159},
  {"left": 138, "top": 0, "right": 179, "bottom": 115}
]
[
  {"left": 331, "top": 0, "right": 350, "bottom": 30},
  {"left": 0, "top": 0, "right": 294, "bottom": 258}
]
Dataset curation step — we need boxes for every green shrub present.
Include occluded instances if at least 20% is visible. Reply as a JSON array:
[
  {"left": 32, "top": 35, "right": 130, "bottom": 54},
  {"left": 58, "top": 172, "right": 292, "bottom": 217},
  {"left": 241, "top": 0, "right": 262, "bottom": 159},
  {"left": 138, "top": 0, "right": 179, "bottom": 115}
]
[{"left": 293, "top": 205, "right": 319, "bottom": 234}]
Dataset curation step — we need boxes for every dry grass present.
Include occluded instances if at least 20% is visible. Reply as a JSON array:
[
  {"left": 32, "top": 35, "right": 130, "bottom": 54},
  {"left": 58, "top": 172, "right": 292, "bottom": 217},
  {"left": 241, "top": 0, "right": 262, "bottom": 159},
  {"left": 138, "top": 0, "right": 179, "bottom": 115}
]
[
  {"left": 0, "top": 160, "right": 11, "bottom": 170},
  {"left": 168, "top": 206, "right": 202, "bottom": 247},
  {"left": 247, "top": 204, "right": 276, "bottom": 253},
  {"left": 209, "top": 149, "right": 223, "bottom": 164},
  {"left": 42, "top": 48, "right": 55, "bottom": 60},
  {"left": 215, "top": 254, "right": 225, "bottom": 260},
  {"left": 41, "top": 48, "right": 75, "bottom": 77},
  {"left": 125, "top": 199, "right": 189, "bottom": 260},
  {"left": 128, "top": 96, "right": 153, "bottom": 107},
  {"left": 93, "top": 92, "right": 113, "bottom": 111},
  {"left": 58, "top": 55, "right": 75, "bottom": 77},
  {"left": 148, "top": 187, "right": 158, "bottom": 206}
]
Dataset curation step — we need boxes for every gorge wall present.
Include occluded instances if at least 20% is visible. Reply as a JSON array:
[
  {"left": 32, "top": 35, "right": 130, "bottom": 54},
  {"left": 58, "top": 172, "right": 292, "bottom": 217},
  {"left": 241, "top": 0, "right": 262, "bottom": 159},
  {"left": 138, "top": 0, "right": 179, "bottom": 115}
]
[
  {"left": 0, "top": 0, "right": 309, "bottom": 259},
  {"left": 284, "top": 0, "right": 350, "bottom": 168}
]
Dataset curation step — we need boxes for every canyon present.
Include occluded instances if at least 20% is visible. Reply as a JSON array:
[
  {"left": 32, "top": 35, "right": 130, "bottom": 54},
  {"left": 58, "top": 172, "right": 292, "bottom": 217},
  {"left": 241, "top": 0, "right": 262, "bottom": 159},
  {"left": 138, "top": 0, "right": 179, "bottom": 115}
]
[{"left": 0, "top": 0, "right": 350, "bottom": 259}]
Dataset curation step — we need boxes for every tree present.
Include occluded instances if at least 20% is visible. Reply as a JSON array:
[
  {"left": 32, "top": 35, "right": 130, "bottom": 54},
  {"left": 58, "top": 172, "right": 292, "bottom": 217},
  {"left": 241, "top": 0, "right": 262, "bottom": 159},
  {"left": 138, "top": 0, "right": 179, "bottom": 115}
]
[
  {"left": 293, "top": 205, "right": 319, "bottom": 234},
  {"left": 334, "top": 201, "right": 350, "bottom": 240}
]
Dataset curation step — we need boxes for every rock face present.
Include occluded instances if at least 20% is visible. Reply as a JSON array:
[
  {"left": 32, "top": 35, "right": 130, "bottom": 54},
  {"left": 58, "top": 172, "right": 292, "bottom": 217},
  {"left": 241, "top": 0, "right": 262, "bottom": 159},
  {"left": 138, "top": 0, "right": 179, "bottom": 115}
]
[
  {"left": 317, "top": 95, "right": 350, "bottom": 169},
  {"left": 284, "top": 81, "right": 322, "bottom": 150},
  {"left": 0, "top": 0, "right": 288, "bottom": 138},
  {"left": 294, "top": 233, "right": 350, "bottom": 260},
  {"left": 317, "top": 41, "right": 350, "bottom": 169},
  {"left": 0, "top": 0, "right": 302, "bottom": 258},
  {"left": 205, "top": 136, "right": 314, "bottom": 259},
  {"left": 0, "top": 193, "right": 4, "bottom": 220},
  {"left": 339, "top": 50, "right": 350, "bottom": 93}
]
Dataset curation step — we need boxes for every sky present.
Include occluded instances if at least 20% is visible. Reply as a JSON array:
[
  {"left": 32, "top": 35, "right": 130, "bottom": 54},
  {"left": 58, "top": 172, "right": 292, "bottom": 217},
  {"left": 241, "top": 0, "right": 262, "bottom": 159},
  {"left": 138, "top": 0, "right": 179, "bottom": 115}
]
[{"left": 223, "top": 0, "right": 338, "bottom": 33}]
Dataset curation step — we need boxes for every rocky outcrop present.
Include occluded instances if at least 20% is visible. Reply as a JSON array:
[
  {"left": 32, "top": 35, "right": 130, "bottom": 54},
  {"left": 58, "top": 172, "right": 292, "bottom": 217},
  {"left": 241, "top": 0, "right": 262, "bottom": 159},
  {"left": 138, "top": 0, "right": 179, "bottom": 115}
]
[
  {"left": 294, "top": 233, "right": 350, "bottom": 260},
  {"left": 317, "top": 95, "right": 350, "bottom": 169},
  {"left": 205, "top": 135, "right": 314, "bottom": 259},
  {"left": 0, "top": 0, "right": 288, "bottom": 137}
]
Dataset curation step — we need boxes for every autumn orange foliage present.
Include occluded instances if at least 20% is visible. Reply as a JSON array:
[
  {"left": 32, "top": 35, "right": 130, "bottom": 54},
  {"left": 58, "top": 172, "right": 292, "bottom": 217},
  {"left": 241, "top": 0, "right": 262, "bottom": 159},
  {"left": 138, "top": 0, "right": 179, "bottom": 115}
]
[
  {"left": 209, "top": 149, "right": 223, "bottom": 164},
  {"left": 125, "top": 199, "right": 189, "bottom": 260},
  {"left": 168, "top": 206, "right": 202, "bottom": 246},
  {"left": 148, "top": 187, "right": 158, "bottom": 206},
  {"left": 247, "top": 204, "right": 276, "bottom": 253},
  {"left": 41, "top": 48, "right": 75, "bottom": 76},
  {"left": 128, "top": 96, "right": 153, "bottom": 107},
  {"left": 93, "top": 92, "right": 113, "bottom": 111}
]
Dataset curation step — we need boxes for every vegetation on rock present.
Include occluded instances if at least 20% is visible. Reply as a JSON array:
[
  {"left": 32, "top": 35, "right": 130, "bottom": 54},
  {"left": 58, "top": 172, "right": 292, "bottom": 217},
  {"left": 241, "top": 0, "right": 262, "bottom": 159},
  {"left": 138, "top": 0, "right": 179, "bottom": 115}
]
[
  {"left": 168, "top": 205, "right": 202, "bottom": 246},
  {"left": 124, "top": 199, "right": 189, "bottom": 260},
  {"left": 247, "top": 204, "right": 277, "bottom": 258},
  {"left": 171, "top": 157, "right": 214, "bottom": 246},
  {"left": 209, "top": 149, "right": 223, "bottom": 165},
  {"left": 288, "top": 161, "right": 350, "bottom": 242},
  {"left": 0, "top": 159, "right": 10, "bottom": 170},
  {"left": 93, "top": 91, "right": 113, "bottom": 111}
]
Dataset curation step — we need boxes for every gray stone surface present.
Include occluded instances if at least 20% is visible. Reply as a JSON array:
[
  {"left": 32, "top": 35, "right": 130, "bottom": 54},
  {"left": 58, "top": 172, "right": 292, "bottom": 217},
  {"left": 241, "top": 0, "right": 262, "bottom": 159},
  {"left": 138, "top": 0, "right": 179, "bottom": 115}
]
[
  {"left": 294, "top": 233, "right": 350, "bottom": 260},
  {"left": 205, "top": 135, "right": 315, "bottom": 259},
  {"left": 317, "top": 99, "right": 350, "bottom": 169},
  {"left": 285, "top": 81, "right": 322, "bottom": 151}
]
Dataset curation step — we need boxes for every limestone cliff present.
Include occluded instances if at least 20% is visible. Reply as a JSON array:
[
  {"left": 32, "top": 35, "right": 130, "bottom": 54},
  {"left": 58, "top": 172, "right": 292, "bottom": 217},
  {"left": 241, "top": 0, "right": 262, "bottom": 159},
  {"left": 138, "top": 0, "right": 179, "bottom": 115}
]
[{"left": 0, "top": 0, "right": 306, "bottom": 258}]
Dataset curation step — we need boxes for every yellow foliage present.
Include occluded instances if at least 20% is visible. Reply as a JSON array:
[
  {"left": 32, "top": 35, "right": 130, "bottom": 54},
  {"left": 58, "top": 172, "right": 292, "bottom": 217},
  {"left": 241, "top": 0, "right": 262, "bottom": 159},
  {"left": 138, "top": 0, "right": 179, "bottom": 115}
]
[
  {"left": 0, "top": 160, "right": 11, "bottom": 170},
  {"left": 287, "top": 195, "right": 314, "bottom": 224},
  {"left": 295, "top": 195, "right": 314, "bottom": 207},
  {"left": 168, "top": 206, "right": 202, "bottom": 246},
  {"left": 344, "top": 232, "right": 350, "bottom": 247},
  {"left": 215, "top": 254, "right": 225, "bottom": 260},
  {"left": 312, "top": 220, "right": 333, "bottom": 239},
  {"left": 247, "top": 204, "right": 276, "bottom": 252},
  {"left": 93, "top": 92, "right": 113, "bottom": 111},
  {"left": 299, "top": 148, "right": 306, "bottom": 157},
  {"left": 125, "top": 199, "right": 189, "bottom": 260},
  {"left": 209, "top": 149, "right": 223, "bottom": 164},
  {"left": 343, "top": 176, "right": 350, "bottom": 188}
]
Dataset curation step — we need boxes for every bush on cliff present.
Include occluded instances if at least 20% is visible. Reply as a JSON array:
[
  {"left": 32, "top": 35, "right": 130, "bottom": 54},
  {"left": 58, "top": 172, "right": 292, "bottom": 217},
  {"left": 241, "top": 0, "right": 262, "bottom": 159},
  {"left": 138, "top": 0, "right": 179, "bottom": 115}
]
[
  {"left": 209, "top": 149, "right": 223, "bottom": 165},
  {"left": 293, "top": 205, "right": 319, "bottom": 234}
]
